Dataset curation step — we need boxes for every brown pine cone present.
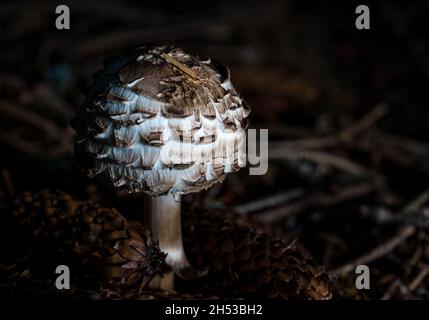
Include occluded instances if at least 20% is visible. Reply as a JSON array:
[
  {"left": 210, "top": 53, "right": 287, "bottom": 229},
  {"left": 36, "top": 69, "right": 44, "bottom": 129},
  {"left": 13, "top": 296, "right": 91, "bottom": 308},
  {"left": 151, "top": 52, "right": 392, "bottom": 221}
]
[
  {"left": 13, "top": 190, "right": 166, "bottom": 288},
  {"left": 183, "top": 208, "right": 333, "bottom": 300}
]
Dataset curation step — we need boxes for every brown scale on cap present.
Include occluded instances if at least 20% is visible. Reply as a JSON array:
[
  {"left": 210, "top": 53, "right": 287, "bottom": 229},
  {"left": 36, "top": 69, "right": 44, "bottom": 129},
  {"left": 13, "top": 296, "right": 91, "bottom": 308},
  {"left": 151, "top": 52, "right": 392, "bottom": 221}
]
[{"left": 72, "top": 45, "right": 250, "bottom": 197}]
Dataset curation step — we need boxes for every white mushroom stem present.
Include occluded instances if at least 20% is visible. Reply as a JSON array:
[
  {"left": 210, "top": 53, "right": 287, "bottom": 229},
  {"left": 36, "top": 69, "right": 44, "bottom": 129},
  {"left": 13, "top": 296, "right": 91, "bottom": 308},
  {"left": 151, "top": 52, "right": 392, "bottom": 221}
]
[{"left": 147, "top": 193, "right": 205, "bottom": 291}]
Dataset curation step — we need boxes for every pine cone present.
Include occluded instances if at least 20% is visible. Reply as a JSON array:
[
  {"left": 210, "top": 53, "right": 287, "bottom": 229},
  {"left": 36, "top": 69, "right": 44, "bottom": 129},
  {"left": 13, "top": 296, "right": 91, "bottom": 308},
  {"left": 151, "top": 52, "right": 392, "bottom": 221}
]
[
  {"left": 183, "top": 208, "right": 333, "bottom": 300},
  {"left": 13, "top": 190, "right": 166, "bottom": 288}
]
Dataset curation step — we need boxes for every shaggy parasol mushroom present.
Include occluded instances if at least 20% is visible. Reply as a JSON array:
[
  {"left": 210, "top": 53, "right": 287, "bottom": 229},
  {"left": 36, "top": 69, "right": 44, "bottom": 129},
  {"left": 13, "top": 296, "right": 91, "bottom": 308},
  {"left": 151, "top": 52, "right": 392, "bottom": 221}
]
[{"left": 72, "top": 45, "right": 250, "bottom": 290}]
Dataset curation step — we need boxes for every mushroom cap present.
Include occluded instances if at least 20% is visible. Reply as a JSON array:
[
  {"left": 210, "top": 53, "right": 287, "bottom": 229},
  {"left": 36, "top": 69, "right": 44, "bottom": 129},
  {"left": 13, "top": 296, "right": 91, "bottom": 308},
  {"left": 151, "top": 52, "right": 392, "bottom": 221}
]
[{"left": 72, "top": 46, "right": 251, "bottom": 197}]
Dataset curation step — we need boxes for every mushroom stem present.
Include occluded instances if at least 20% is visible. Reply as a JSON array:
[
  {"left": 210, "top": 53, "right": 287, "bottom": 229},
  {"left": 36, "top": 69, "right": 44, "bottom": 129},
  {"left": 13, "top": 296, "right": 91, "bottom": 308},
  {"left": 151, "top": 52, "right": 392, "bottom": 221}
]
[{"left": 147, "top": 193, "right": 205, "bottom": 290}]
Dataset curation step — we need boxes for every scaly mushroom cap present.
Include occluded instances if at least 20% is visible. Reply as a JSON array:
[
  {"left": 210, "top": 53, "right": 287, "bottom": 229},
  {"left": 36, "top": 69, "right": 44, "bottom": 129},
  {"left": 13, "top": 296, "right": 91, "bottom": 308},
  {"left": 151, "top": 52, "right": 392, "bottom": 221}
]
[{"left": 73, "top": 46, "right": 250, "bottom": 197}]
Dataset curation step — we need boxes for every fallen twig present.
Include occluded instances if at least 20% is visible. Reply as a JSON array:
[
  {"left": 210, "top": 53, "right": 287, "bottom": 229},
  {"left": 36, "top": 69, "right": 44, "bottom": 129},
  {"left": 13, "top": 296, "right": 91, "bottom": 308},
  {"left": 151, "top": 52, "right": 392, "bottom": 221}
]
[
  {"left": 381, "top": 279, "right": 402, "bottom": 300},
  {"left": 270, "top": 103, "right": 388, "bottom": 150},
  {"left": 234, "top": 188, "right": 304, "bottom": 214},
  {"left": 409, "top": 267, "right": 429, "bottom": 291},
  {"left": 255, "top": 181, "right": 379, "bottom": 223},
  {"left": 332, "top": 190, "right": 429, "bottom": 275},
  {"left": 339, "top": 103, "right": 388, "bottom": 141},
  {"left": 0, "top": 101, "right": 65, "bottom": 139},
  {"left": 269, "top": 149, "right": 369, "bottom": 175},
  {"left": 0, "top": 101, "right": 74, "bottom": 156},
  {"left": 332, "top": 225, "right": 415, "bottom": 275}
]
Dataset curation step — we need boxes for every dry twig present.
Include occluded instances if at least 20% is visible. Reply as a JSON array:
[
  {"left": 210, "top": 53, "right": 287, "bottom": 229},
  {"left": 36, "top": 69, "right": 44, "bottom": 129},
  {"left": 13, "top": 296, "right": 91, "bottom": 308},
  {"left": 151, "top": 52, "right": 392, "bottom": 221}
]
[
  {"left": 234, "top": 188, "right": 304, "bottom": 214},
  {"left": 409, "top": 267, "right": 429, "bottom": 291},
  {"left": 270, "top": 103, "right": 388, "bottom": 150},
  {"left": 269, "top": 149, "right": 369, "bottom": 175},
  {"left": 332, "top": 225, "right": 415, "bottom": 275},
  {"left": 332, "top": 190, "right": 429, "bottom": 275},
  {"left": 255, "top": 181, "right": 379, "bottom": 223}
]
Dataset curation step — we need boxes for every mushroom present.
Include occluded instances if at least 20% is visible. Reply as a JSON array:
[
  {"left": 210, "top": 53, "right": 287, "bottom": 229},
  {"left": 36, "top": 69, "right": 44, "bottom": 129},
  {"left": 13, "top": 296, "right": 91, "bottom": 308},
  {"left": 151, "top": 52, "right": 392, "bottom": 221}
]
[{"left": 72, "top": 46, "right": 251, "bottom": 290}]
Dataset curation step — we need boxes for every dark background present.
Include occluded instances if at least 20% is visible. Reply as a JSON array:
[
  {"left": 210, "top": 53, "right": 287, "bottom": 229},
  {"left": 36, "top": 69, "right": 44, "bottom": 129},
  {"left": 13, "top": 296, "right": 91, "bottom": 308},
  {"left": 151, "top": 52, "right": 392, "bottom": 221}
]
[{"left": 1, "top": 0, "right": 429, "bottom": 299}]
